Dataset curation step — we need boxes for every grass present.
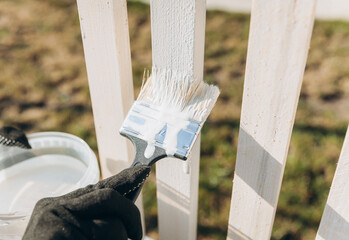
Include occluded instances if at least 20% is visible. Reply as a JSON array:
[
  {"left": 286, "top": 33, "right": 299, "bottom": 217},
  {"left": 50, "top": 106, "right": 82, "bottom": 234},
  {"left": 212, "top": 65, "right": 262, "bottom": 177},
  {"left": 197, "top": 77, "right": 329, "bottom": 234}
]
[{"left": 0, "top": 0, "right": 348, "bottom": 239}]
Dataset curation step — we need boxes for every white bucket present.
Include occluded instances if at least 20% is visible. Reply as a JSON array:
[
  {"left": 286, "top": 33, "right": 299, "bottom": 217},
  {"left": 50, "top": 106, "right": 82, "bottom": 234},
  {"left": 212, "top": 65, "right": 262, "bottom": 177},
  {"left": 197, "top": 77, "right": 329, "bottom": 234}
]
[{"left": 0, "top": 132, "right": 100, "bottom": 239}]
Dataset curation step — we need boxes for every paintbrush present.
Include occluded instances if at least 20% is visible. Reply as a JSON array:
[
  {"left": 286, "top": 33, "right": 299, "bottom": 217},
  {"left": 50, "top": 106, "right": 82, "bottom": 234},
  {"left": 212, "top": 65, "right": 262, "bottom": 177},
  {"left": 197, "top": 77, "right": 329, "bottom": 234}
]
[{"left": 119, "top": 67, "right": 220, "bottom": 201}]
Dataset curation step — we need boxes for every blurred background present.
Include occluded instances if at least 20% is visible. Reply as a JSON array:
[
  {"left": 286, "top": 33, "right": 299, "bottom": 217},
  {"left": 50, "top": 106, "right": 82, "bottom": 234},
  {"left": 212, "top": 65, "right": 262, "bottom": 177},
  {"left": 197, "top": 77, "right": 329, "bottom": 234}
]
[{"left": 0, "top": 0, "right": 348, "bottom": 239}]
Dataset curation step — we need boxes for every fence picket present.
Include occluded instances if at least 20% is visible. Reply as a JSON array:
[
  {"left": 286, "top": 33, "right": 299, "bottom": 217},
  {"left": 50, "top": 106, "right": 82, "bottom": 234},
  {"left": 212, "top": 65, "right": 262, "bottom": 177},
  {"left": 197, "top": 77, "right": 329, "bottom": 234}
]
[
  {"left": 76, "top": 0, "right": 134, "bottom": 177},
  {"left": 227, "top": 0, "right": 316, "bottom": 239},
  {"left": 316, "top": 125, "right": 349, "bottom": 240},
  {"left": 75, "top": 0, "right": 145, "bottom": 230},
  {"left": 150, "top": 0, "right": 206, "bottom": 239}
]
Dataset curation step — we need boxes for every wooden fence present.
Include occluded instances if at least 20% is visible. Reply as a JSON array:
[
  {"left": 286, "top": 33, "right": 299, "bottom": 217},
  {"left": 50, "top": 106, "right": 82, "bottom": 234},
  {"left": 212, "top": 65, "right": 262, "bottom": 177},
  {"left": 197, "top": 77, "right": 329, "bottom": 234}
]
[{"left": 75, "top": 0, "right": 349, "bottom": 239}]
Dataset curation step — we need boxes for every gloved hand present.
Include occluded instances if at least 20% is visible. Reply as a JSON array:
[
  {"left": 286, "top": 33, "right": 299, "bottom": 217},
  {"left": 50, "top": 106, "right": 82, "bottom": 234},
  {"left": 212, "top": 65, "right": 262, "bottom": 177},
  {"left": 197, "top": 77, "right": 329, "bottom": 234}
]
[
  {"left": 0, "top": 126, "right": 31, "bottom": 149},
  {"left": 23, "top": 165, "right": 150, "bottom": 240}
]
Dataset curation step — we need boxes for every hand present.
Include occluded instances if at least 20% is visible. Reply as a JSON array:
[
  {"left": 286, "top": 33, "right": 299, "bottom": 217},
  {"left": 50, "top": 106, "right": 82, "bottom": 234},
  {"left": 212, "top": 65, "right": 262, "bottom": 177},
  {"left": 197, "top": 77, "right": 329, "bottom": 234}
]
[
  {"left": 23, "top": 165, "right": 150, "bottom": 240},
  {"left": 0, "top": 126, "right": 31, "bottom": 149}
]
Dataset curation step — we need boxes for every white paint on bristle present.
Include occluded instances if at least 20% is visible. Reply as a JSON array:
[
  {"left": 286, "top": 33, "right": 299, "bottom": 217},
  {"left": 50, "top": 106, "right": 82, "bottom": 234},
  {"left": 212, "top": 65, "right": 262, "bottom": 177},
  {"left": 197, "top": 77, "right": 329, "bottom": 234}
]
[
  {"left": 126, "top": 102, "right": 191, "bottom": 158},
  {"left": 136, "top": 67, "right": 220, "bottom": 158}
]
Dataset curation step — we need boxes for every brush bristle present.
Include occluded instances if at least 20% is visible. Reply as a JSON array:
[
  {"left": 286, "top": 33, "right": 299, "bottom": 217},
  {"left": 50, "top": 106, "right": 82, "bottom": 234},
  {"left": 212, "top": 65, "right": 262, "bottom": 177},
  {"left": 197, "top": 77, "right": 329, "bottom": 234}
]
[{"left": 137, "top": 67, "right": 220, "bottom": 122}]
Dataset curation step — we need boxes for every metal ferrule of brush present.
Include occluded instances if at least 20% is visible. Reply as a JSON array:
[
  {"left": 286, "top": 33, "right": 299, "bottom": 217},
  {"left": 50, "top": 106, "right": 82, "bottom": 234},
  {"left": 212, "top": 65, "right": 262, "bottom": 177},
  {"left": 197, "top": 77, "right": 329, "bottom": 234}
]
[{"left": 120, "top": 101, "right": 201, "bottom": 162}]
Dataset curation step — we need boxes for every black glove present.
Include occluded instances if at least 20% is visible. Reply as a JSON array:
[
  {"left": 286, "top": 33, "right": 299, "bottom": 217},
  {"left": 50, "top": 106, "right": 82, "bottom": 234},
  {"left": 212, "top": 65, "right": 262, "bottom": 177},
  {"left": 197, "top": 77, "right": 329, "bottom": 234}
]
[
  {"left": 23, "top": 165, "right": 150, "bottom": 240},
  {"left": 0, "top": 126, "right": 31, "bottom": 149}
]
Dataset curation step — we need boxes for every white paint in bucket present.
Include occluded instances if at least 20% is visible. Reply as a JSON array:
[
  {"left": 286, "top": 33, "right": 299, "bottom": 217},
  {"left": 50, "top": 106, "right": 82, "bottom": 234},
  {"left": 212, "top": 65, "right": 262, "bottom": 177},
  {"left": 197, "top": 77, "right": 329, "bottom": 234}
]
[{"left": 0, "top": 132, "right": 100, "bottom": 239}]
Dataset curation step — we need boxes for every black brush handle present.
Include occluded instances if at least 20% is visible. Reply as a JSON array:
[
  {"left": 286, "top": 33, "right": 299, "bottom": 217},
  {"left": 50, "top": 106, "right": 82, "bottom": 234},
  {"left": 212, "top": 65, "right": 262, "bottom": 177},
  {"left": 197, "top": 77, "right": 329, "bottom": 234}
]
[
  {"left": 120, "top": 133, "right": 188, "bottom": 202},
  {"left": 121, "top": 134, "right": 167, "bottom": 202},
  {"left": 124, "top": 134, "right": 168, "bottom": 167}
]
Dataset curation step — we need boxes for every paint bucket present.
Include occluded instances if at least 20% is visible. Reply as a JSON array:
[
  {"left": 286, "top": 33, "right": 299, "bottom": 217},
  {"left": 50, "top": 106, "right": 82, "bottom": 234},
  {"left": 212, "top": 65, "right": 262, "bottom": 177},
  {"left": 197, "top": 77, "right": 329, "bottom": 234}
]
[{"left": 0, "top": 132, "right": 100, "bottom": 239}]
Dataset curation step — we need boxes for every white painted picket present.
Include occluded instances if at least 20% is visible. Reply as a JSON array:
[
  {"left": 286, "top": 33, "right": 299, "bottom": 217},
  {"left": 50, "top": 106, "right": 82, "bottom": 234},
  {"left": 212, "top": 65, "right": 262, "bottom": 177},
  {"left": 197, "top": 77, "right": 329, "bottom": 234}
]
[
  {"left": 76, "top": 0, "right": 133, "bottom": 178},
  {"left": 227, "top": 0, "right": 317, "bottom": 239},
  {"left": 76, "top": 0, "right": 349, "bottom": 240},
  {"left": 150, "top": 0, "right": 206, "bottom": 239},
  {"left": 316, "top": 125, "right": 349, "bottom": 240},
  {"left": 75, "top": 0, "right": 145, "bottom": 230}
]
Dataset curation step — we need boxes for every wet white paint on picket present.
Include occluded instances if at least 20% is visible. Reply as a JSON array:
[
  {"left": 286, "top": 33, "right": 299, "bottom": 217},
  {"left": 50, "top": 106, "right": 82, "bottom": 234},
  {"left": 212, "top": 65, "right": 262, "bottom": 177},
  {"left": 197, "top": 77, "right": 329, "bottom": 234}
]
[{"left": 150, "top": 0, "right": 206, "bottom": 239}]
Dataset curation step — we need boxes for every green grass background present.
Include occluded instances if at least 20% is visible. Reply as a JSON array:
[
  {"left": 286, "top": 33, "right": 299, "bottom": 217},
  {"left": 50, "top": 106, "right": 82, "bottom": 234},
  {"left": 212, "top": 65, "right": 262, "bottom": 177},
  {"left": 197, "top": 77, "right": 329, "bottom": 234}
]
[{"left": 0, "top": 0, "right": 348, "bottom": 239}]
